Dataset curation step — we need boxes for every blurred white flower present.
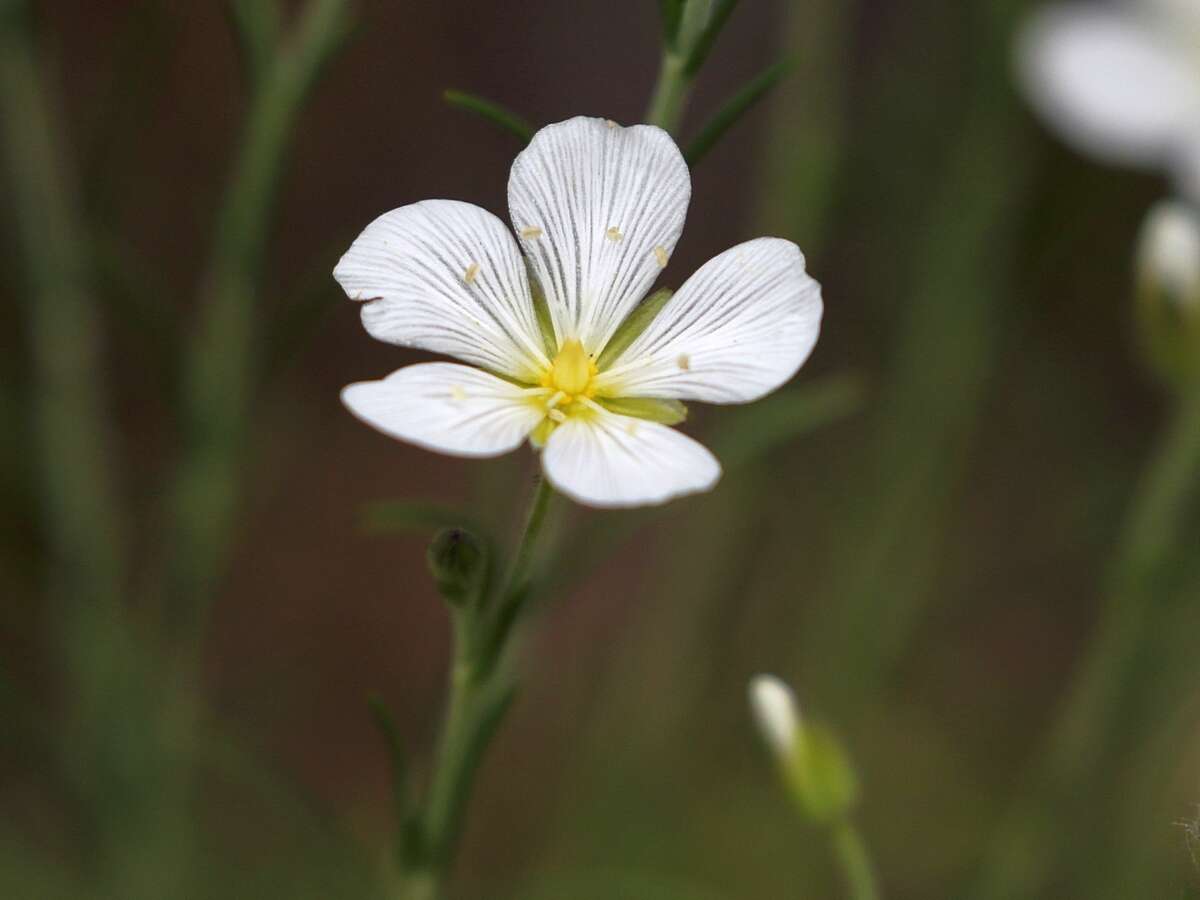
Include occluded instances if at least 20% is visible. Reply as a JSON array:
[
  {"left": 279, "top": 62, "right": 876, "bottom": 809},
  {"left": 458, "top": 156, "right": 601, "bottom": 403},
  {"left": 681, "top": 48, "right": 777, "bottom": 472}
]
[
  {"left": 748, "top": 673, "right": 800, "bottom": 759},
  {"left": 1139, "top": 199, "right": 1200, "bottom": 306},
  {"left": 336, "top": 116, "right": 822, "bottom": 508},
  {"left": 1017, "top": 1, "right": 1200, "bottom": 196}
]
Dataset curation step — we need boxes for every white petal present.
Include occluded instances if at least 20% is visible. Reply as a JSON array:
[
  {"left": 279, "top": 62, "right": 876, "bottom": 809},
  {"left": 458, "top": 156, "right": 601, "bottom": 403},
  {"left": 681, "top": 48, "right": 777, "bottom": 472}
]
[
  {"left": 341, "top": 363, "right": 544, "bottom": 458},
  {"left": 335, "top": 200, "right": 549, "bottom": 382},
  {"left": 748, "top": 674, "right": 800, "bottom": 759},
  {"left": 1017, "top": 5, "right": 1200, "bottom": 168},
  {"left": 541, "top": 405, "right": 720, "bottom": 508},
  {"left": 595, "top": 238, "right": 822, "bottom": 404},
  {"left": 508, "top": 116, "right": 691, "bottom": 354}
]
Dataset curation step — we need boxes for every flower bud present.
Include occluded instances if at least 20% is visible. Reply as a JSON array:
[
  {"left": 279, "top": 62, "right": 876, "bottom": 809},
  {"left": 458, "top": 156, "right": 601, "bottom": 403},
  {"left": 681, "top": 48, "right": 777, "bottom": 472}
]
[
  {"left": 748, "top": 674, "right": 859, "bottom": 824},
  {"left": 1136, "top": 200, "right": 1200, "bottom": 387},
  {"left": 427, "top": 528, "right": 488, "bottom": 608}
]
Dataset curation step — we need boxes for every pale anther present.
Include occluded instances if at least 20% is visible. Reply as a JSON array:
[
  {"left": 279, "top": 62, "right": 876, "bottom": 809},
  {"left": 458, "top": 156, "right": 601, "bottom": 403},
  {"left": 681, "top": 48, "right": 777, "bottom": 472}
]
[
  {"left": 463, "top": 262, "right": 479, "bottom": 283},
  {"left": 548, "top": 409, "right": 567, "bottom": 423},
  {"left": 606, "top": 226, "right": 623, "bottom": 242},
  {"left": 677, "top": 353, "right": 691, "bottom": 371},
  {"left": 654, "top": 245, "right": 669, "bottom": 267},
  {"left": 520, "top": 226, "right": 543, "bottom": 239},
  {"left": 450, "top": 385, "right": 467, "bottom": 401}
]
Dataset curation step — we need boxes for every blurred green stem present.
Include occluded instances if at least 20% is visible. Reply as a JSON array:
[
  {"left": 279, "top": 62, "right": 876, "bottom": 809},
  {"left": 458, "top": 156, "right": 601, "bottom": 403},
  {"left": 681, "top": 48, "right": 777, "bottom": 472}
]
[
  {"left": 167, "top": 0, "right": 351, "bottom": 638},
  {"left": 644, "top": 0, "right": 717, "bottom": 133},
  {"left": 805, "top": 0, "right": 1031, "bottom": 715},
  {"left": 0, "top": 0, "right": 125, "bottom": 642},
  {"left": 402, "top": 478, "right": 555, "bottom": 900},
  {"left": 970, "top": 381, "right": 1200, "bottom": 899},
  {"left": 831, "top": 821, "right": 880, "bottom": 900}
]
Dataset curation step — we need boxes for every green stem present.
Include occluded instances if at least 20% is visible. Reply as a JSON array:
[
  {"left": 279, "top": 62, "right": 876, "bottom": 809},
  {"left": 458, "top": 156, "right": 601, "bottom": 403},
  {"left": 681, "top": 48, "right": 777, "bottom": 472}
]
[
  {"left": 0, "top": 0, "right": 125, "bottom": 632},
  {"left": 402, "top": 477, "right": 555, "bottom": 900},
  {"left": 969, "top": 383, "right": 1200, "bottom": 899},
  {"left": 643, "top": 0, "right": 713, "bottom": 133},
  {"left": 645, "top": 50, "right": 690, "bottom": 134},
  {"left": 166, "top": 0, "right": 351, "bottom": 638},
  {"left": 831, "top": 821, "right": 880, "bottom": 900}
]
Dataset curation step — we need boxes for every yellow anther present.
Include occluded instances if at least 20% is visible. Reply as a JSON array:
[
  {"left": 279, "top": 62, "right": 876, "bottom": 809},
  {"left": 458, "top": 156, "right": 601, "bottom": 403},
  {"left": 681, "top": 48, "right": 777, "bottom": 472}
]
[
  {"left": 546, "top": 390, "right": 566, "bottom": 409},
  {"left": 549, "top": 339, "right": 594, "bottom": 396},
  {"left": 654, "top": 245, "right": 669, "bottom": 267},
  {"left": 450, "top": 384, "right": 468, "bottom": 401},
  {"left": 606, "top": 226, "right": 623, "bottom": 242},
  {"left": 676, "top": 353, "right": 691, "bottom": 371},
  {"left": 464, "top": 262, "right": 479, "bottom": 283},
  {"left": 520, "top": 226, "right": 543, "bottom": 239},
  {"left": 605, "top": 119, "right": 618, "bottom": 129}
]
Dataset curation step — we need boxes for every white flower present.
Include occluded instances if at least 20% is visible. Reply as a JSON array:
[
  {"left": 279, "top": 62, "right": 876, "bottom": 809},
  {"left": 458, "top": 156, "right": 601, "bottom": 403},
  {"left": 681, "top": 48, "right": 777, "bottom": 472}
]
[
  {"left": 335, "top": 116, "right": 823, "bottom": 508},
  {"left": 1139, "top": 199, "right": 1200, "bottom": 306},
  {"left": 748, "top": 673, "right": 800, "bottom": 759},
  {"left": 1016, "top": 0, "right": 1200, "bottom": 198}
]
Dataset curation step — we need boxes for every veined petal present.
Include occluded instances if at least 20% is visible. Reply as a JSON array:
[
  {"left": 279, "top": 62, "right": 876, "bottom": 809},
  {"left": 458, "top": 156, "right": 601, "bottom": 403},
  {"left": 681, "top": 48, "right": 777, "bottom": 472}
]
[
  {"left": 541, "top": 404, "right": 720, "bottom": 508},
  {"left": 1016, "top": 5, "right": 1200, "bottom": 169},
  {"left": 508, "top": 116, "right": 691, "bottom": 355},
  {"left": 335, "top": 200, "right": 549, "bottom": 382},
  {"left": 342, "top": 363, "right": 544, "bottom": 458},
  {"left": 595, "top": 238, "right": 822, "bottom": 404}
]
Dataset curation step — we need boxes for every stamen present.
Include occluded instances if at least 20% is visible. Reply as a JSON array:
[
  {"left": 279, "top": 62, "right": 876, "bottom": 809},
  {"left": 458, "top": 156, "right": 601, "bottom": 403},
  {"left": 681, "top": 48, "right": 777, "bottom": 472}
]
[
  {"left": 520, "top": 226, "right": 543, "bottom": 239},
  {"left": 654, "top": 245, "right": 669, "bottom": 268},
  {"left": 450, "top": 385, "right": 467, "bottom": 401},
  {"left": 548, "top": 409, "right": 567, "bottom": 423},
  {"left": 546, "top": 391, "right": 566, "bottom": 409},
  {"left": 463, "top": 262, "right": 480, "bottom": 284},
  {"left": 676, "top": 353, "right": 691, "bottom": 371},
  {"left": 606, "top": 226, "right": 623, "bottom": 242},
  {"left": 605, "top": 119, "right": 618, "bottom": 129}
]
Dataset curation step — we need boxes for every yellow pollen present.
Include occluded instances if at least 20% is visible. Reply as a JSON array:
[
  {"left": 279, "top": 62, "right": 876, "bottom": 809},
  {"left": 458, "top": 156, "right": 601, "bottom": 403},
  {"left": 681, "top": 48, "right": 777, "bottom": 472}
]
[
  {"left": 606, "top": 226, "right": 623, "bottom": 242},
  {"left": 463, "top": 262, "right": 479, "bottom": 283},
  {"left": 654, "top": 245, "right": 669, "bottom": 267},
  {"left": 548, "top": 338, "right": 595, "bottom": 396},
  {"left": 520, "top": 226, "right": 543, "bottom": 239},
  {"left": 450, "top": 384, "right": 467, "bottom": 401},
  {"left": 676, "top": 353, "right": 691, "bottom": 371},
  {"left": 605, "top": 119, "right": 618, "bottom": 129}
]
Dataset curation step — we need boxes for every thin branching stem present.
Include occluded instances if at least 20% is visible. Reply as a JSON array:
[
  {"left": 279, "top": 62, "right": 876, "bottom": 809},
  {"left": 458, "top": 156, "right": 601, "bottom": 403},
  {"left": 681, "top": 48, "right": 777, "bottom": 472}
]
[{"left": 166, "top": 0, "right": 352, "bottom": 641}]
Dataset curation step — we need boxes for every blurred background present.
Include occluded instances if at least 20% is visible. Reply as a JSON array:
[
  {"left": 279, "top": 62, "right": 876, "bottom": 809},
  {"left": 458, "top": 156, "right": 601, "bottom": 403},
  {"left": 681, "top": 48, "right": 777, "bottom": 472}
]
[{"left": 3, "top": 1, "right": 1199, "bottom": 898}]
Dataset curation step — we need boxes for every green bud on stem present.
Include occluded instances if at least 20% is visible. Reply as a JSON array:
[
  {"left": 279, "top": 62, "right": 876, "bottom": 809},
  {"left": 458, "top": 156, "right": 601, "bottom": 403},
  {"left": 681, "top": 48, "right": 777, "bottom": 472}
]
[{"left": 427, "top": 528, "right": 489, "bottom": 608}]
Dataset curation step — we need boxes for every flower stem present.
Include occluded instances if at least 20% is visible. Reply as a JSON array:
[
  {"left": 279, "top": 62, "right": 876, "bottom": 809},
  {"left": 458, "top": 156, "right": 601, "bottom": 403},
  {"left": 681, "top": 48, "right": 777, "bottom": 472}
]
[
  {"left": 643, "top": 0, "right": 716, "bottom": 134},
  {"left": 402, "top": 476, "right": 555, "bottom": 899},
  {"left": 831, "top": 821, "right": 880, "bottom": 900}
]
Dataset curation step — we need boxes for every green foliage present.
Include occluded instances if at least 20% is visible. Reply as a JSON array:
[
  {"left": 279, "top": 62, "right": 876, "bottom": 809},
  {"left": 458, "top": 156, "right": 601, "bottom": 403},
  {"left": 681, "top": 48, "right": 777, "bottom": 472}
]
[
  {"left": 442, "top": 89, "right": 534, "bottom": 144},
  {"left": 685, "top": 58, "right": 793, "bottom": 166}
]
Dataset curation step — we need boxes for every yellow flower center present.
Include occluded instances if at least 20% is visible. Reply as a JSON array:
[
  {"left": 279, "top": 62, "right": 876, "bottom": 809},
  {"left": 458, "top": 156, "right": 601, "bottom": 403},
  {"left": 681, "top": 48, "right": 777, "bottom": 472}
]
[{"left": 544, "top": 338, "right": 596, "bottom": 398}]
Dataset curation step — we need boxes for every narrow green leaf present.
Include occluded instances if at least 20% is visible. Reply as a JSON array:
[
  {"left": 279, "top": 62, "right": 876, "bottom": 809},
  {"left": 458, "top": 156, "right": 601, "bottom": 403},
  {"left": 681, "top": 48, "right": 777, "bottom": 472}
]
[
  {"left": 359, "top": 500, "right": 487, "bottom": 540},
  {"left": 442, "top": 89, "right": 534, "bottom": 144},
  {"left": 658, "top": 0, "right": 685, "bottom": 49},
  {"left": 711, "top": 373, "right": 866, "bottom": 470},
  {"left": 597, "top": 397, "right": 687, "bottom": 425},
  {"left": 682, "top": 0, "right": 741, "bottom": 77},
  {"left": 368, "top": 693, "right": 412, "bottom": 863},
  {"left": 596, "top": 288, "right": 674, "bottom": 371},
  {"left": 685, "top": 58, "right": 794, "bottom": 167}
]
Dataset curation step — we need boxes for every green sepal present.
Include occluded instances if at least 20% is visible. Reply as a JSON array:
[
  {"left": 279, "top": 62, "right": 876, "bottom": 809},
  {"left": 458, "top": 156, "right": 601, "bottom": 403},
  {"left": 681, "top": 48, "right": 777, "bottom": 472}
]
[
  {"left": 596, "top": 287, "right": 674, "bottom": 370},
  {"left": 525, "top": 260, "right": 559, "bottom": 357},
  {"left": 783, "top": 721, "right": 859, "bottom": 824},
  {"left": 596, "top": 396, "right": 688, "bottom": 425}
]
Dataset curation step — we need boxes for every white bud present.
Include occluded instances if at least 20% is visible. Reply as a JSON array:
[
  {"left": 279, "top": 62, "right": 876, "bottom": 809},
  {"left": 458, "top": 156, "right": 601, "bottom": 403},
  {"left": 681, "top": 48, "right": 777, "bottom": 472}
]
[
  {"left": 748, "top": 674, "right": 800, "bottom": 758},
  {"left": 1139, "top": 200, "right": 1200, "bottom": 308}
]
